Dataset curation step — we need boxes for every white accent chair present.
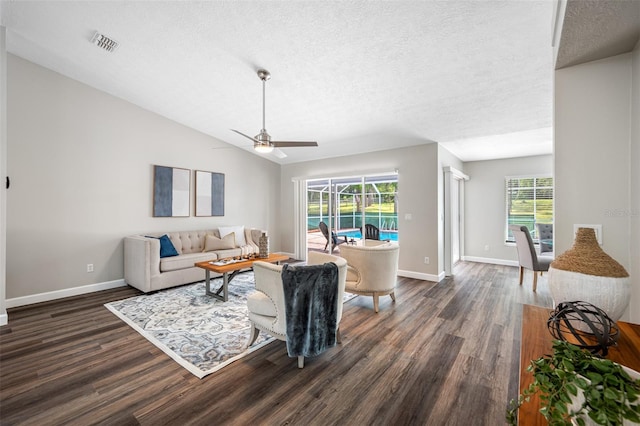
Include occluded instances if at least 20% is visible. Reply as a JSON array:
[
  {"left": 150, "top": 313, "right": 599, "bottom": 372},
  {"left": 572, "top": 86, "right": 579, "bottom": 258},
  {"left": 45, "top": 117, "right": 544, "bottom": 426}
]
[
  {"left": 246, "top": 251, "right": 347, "bottom": 368},
  {"left": 338, "top": 240, "right": 400, "bottom": 313}
]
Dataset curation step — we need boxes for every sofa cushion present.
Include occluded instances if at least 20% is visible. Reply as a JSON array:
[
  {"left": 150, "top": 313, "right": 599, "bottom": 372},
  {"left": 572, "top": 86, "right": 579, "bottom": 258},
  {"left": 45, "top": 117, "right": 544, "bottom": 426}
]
[
  {"left": 219, "top": 225, "right": 246, "bottom": 247},
  {"left": 247, "top": 291, "right": 277, "bottom": 317},
  {"left": 145, "top": 235, "right": 179, "bottom": 258},
  {"left": 203, "top": 233, "right": 235, "bottom": 252},
  {"left": 212, "top": 248, "right": 243, "bottom": 259},
  {"left": 160, "top": 252, "right": 218, "bottom": 272},
  {"left": 166, "top": 230, "right": 210, "bottom": 254}
]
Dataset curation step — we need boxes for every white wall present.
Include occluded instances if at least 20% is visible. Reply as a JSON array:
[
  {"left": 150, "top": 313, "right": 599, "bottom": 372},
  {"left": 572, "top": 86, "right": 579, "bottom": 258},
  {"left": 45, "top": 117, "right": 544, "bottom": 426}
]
[
  {"left": 280, "top": 143, "right": 445, "bottom": 281},
  {"left": 630, "top": 41, "right": 640, "bottom": 324},
  {"left": 6, "top": 55, "right": 281, "bottom": 301},
  {"left": 464, "top": 155, "right": 553, "bottom": 264},
  {"left": 555, "top": 52, "right": 638, "bottom": 323},
  {"left": 0, "top": 27, "right": 7, "bottom": 325}
]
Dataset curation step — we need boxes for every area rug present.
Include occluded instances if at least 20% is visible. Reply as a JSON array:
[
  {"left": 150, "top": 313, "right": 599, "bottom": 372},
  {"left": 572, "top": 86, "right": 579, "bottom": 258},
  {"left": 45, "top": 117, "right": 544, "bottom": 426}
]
[{"left": 105, "top": 271, "right": 355, "bottom": 379}]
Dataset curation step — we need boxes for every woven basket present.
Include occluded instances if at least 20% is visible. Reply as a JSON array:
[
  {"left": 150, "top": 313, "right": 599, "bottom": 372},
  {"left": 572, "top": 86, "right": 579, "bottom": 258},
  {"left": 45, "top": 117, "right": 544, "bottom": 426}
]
[{"left": 551, "top": 228, "right": 628, "bottom": 278}]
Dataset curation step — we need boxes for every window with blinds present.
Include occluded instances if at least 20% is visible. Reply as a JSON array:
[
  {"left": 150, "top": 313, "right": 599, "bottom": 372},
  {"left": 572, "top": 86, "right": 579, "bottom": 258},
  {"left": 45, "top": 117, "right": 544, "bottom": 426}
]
[{"left": 505, "top": 176, "right": 553, "bottom": 242}]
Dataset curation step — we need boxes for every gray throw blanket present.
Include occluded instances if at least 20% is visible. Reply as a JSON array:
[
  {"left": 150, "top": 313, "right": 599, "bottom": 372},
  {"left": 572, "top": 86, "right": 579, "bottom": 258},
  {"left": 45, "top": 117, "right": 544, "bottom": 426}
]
[{"left": 281, "top": 262, "right": 339, "bottom": 359}]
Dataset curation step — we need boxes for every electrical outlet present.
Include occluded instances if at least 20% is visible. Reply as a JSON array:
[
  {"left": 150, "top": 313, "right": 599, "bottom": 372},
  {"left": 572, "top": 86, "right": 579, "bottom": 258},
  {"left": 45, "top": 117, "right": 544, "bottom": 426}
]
[
  {"left": 87, "top": 263, "right": 94, "bottom": 273},
  {"left": 424, "top": 257, "right": 430, "bottom": 265}
]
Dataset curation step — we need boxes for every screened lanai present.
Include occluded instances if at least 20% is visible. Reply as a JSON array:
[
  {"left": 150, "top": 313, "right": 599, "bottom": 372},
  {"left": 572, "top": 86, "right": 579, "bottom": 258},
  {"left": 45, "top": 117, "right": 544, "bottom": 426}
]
[{"left": 306, "top": 174, "right": 398, "bottom": 252}]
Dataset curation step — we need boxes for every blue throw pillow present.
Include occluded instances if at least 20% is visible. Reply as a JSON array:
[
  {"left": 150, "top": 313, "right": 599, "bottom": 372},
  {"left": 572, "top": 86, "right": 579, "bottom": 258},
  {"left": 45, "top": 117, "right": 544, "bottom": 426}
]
[{"left": 146, "top": 234, "right": 179, "bottom": 258}]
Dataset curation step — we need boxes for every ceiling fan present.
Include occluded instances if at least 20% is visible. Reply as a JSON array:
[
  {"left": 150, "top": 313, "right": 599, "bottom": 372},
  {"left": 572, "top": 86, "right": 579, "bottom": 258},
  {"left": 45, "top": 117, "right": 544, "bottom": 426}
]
[{"left": 232, "top": 69, "right": 318, "bottom": 154}]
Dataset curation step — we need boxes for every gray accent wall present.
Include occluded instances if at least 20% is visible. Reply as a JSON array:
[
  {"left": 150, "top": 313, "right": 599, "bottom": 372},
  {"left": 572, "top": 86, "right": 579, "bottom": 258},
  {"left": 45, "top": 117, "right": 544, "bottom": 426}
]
[{"left": 6, "top": 54, "right": 280, "bottom": 300}]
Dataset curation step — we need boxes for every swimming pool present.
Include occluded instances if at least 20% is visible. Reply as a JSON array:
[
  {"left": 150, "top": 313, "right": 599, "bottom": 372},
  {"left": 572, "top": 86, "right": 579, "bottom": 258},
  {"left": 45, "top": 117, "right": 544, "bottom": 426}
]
[{"left": 338, "top": 230, "right": 398, "bottom": 241}]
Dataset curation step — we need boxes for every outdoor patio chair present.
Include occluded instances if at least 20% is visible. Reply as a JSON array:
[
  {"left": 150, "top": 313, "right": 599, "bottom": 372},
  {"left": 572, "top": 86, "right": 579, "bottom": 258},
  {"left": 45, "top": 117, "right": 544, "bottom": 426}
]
[
  {"left": 362, "top": 224, "right": 380, "bottom": 240},
  {"left": 319, "top": 221, "right": 347, "bottom": 252}
]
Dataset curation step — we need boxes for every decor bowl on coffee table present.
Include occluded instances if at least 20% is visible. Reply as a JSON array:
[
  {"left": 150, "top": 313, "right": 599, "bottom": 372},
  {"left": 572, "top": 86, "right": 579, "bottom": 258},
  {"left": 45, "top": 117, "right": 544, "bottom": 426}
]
[{"left": 548, "top": 228, "right": 630, "bottom": 322}]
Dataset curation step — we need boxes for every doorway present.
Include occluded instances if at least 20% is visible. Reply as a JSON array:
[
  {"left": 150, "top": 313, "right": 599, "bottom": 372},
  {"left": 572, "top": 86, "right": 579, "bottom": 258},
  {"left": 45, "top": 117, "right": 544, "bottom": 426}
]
[{"left": 444, "top": 166, "right": 469, "bottom": 276}]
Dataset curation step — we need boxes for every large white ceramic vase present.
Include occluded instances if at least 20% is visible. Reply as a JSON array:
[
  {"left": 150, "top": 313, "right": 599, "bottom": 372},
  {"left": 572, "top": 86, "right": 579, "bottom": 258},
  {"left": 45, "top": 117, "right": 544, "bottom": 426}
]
[{"left": 548, "top": 228, "right": 630, "bottom": 322}]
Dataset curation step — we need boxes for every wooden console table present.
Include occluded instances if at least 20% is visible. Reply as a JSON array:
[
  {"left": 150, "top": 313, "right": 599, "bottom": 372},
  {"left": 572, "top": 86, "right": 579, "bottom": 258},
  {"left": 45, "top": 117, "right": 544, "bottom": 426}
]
[{"left": 518, "top": 304, "right": 640, "bottom": 425}]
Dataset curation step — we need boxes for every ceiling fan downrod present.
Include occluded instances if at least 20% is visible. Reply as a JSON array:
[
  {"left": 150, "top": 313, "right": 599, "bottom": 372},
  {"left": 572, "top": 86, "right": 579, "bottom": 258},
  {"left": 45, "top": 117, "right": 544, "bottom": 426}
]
[
  {"left": 230, "top": 67, "right": 317, "bottom": 154},
  {"left": 258, "top": 69, "right": 271, "bottom": 134}
]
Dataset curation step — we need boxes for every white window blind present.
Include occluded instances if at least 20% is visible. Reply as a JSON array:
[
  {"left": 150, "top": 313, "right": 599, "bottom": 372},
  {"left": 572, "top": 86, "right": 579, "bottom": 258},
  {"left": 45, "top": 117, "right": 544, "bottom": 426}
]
[{"left": 505, "top": 176, "right": 553, "bottom": 242}]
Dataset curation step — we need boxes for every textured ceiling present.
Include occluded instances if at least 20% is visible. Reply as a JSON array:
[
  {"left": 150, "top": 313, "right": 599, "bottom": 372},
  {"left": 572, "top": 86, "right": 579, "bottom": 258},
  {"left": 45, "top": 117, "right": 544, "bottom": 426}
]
[
  {"left": 1, "top": 0, "right": 556, "bottom": 164},
  {"left": 556, "top": 0, "right": 640, "bottom": 69}
]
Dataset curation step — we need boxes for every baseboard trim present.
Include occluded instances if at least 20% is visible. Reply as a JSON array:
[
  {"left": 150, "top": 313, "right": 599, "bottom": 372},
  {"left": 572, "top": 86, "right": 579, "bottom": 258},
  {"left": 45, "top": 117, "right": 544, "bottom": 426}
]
[
  {"left": 0, "top": 311, "right": 7, "bottom": 326},
  {"left": 462, "top": 256, "right": 519, "bottom": 267},
  {"left": 2, "top": 260, "right": 501, "bottom": 310},
  {"left": 397, "top": 269, "right": 444, "bottom": 283},
  {"left": 6, "top": 279, "right": 127, "bottom": 309}
]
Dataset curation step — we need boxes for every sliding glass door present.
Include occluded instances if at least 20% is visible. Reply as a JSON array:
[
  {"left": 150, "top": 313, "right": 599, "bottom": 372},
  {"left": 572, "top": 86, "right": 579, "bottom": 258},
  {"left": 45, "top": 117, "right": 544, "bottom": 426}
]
[
  {"left": 363, "top": 176, "right": 398, "bottom": 242},
  {"left": 306, "top": 174, "right": 398, "bottom": 253}
]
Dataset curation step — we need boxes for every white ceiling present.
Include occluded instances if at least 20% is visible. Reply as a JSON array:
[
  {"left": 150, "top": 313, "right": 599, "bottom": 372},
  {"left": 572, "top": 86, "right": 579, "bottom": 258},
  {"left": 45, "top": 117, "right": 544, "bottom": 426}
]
[
  {"left": 556, "top": 0, "right": 640, "bottom": 69},
  {"left": 1, "top": 0, "right": 557, "bottom": 164}
]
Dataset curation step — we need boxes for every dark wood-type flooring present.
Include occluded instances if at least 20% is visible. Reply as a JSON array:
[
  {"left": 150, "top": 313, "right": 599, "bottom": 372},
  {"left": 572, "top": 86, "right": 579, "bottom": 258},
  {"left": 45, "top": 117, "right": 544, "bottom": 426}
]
[{"left": 0, "top": 261, "right": 553, "bottom": 425}]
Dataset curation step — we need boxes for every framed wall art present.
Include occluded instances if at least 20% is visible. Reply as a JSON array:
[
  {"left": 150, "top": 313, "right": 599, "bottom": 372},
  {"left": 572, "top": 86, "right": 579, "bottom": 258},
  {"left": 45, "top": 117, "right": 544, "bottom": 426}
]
[
  {"left": 153, "top": 165, "right": 190, "bottom": 217},
  {"left": 195, "top": 170, "right": 225, "bottom": 217}
]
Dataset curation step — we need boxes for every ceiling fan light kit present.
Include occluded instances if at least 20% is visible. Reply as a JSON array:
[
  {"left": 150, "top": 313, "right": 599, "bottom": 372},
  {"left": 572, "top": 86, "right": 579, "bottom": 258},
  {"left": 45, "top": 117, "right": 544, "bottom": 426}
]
[
  {"left": 232, "top": 69, "right": 318, "bottom": 155},
  {"left": 254, "top": 144, "right": 274, "bottom": 154}
]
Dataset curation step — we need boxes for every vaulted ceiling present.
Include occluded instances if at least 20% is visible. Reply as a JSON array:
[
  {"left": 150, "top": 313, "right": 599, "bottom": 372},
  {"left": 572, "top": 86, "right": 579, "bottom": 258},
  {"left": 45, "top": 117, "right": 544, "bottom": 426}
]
[{"left": 1, "top": 1, "right": 635, "bottom": 165}]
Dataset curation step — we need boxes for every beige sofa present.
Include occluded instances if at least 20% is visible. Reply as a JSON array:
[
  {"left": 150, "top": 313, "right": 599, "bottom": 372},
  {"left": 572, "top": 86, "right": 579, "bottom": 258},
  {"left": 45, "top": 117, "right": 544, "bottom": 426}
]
[{"left": 124, "top": 227, "right": 265, "bottom": 293}]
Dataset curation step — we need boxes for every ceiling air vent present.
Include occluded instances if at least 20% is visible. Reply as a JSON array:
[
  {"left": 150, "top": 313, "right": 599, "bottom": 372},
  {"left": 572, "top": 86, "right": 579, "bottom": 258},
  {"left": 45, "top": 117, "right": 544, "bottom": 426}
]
[{"left": 91, "top": 31, "right": 119, "bottom": 53}]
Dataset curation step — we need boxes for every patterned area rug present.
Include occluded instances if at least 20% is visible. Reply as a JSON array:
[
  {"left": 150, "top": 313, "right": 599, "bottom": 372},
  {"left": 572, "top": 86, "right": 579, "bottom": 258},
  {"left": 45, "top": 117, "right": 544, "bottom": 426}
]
[
  {"left": 105, "top": 272, "right": 273, "bottom": 378},
  {"left": 105, "top": 271, "right": 356, "bottom": 379}
]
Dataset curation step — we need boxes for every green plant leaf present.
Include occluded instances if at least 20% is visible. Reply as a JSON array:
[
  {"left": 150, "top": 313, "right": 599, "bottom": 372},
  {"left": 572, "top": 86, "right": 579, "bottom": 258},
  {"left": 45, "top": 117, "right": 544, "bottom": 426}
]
[
  {"left": 575, "top": 377, "right": 589, "bottom": 389},
  {"left": 507, "top": 340, "right": 639, "bottom": 426},
  {"left": 603, "top": 388, "right": 618, "bottom": 400},
  {"left": 562, "top": 358, "right": 575, "bottom": 372},
  {"left": 586, "top": 372, "right": 603, "bottom": 384}
]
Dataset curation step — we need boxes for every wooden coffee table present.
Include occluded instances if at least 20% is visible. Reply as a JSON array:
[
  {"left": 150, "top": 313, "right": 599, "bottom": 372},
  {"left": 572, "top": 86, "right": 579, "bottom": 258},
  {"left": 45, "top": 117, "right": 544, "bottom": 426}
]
[{"left": 194, "top": 253, "right": 289, "bottom": 302}]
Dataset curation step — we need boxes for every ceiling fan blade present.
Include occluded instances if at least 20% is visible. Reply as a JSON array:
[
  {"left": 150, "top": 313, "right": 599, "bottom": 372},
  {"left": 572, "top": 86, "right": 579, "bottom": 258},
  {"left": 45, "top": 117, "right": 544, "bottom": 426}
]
[
  {"left": 231, "top": 129, "right": 258, "bottom": 142},
  {"left": 272, "top": 148, "right": 287, "bottom": 159},
  {"left": 271, "top": 141, "right": 318, "bottom": 147}
]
